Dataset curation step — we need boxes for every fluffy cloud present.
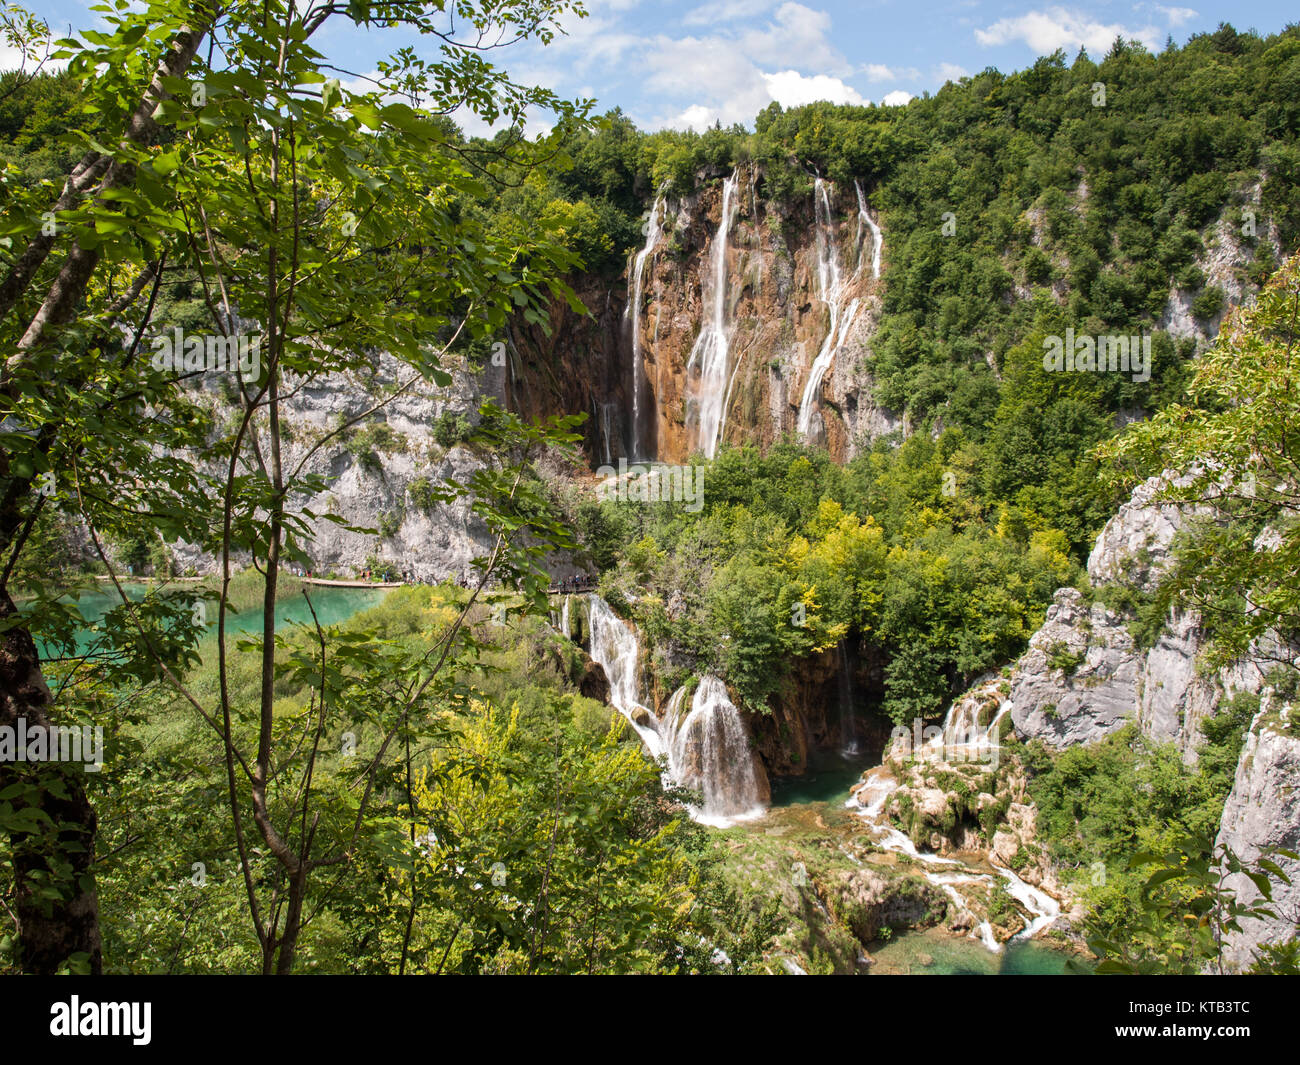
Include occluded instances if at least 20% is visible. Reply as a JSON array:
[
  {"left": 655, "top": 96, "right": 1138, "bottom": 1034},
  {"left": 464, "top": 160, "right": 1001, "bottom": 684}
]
[
  {"left": 645, "top": 2, "right": 882, "bottom": 129},
  {"left": 762, "top": 70, "right": 867, "bottom": 107},
  {"left": 934, "top": 61, "right": 969, "bottom": 82},
  {"left": 975, "top": 6, "right": 1163, "bottom": 54},
  {"left": 881, "top": 90, "right": 914, "bottom": 106},
  {"left": 863, "top": 62, "right": 921, "bottom": 82},
  {"left": 1155, "top": 6, "right": 1199, "bottom": 28}
]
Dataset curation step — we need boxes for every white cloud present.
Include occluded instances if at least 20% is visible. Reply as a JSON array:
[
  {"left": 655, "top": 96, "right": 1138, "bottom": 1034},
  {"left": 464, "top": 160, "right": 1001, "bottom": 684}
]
[
  {"left": 862, "top": 62, "right": 921, "bottom": 82},
  {"left": 644, "top": 2, "right": 868, "bottom": 130},
  {"left": 881, "top": 90, "right": 914, "bottom": 106},
  {"left": 645, "top": 34, "right": 773, "bottom": 125},
  {"left": 0, "top": 44, "right": 28, "bottom": 73},
  {"left": 736, "top": 2, "right": 852, "bottom": 75},
  {"left": 934, "top": 61, "right": 969, "bottom": 81},
  {"left": 975, "top": 6, "right": 1163, "bottom": 54},
  {"left": 1156, "top": 5, "right": 1198, "bottom": 27},
  {"left": 762, "top": 70, "right": 867, "bottom": 107}
]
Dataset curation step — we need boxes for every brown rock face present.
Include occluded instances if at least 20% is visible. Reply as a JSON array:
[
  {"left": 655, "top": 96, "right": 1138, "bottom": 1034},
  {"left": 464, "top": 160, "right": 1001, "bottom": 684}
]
[
  {"left": 503, "top": 166, "right": 900, "bottom": 467},
  {"left": 751, "top": 640, "right": 894, "bottom": 777},
  {"left": 576, "top": 656, "right": 610, "bottom": 704}
]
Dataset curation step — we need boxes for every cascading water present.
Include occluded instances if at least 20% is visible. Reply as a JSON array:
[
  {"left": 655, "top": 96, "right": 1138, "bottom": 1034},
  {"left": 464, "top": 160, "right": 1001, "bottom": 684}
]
[
  {"left": 796, "top": 178, "right": 862, "bottom": 438},
  {"left": 559, "top": 594, "right": 571, "bottom": 640},
  {"left": 585, "top": 596, "right": 767, "bottom": 826},
  {"left": 992, "top": 865, "right": 1061, "bottom": 940},
  {"left": 926, "top": 677, "right": 1013, "bottom": 761},
  {"left": 837, "top": 640, "right": 859, "bottom": 756},
  {"left": 846, "top": 757, "right": 1059, "bottom": 951},
  {"left": 685, "top": 171, "right": 739, "bottom": 459},
  {"left": 599, "top": 402, "right": 617, "bottom": 465},
  {"left": 626, "top": 196, "right": 665, "bottom": 462},
  {"left": 854, "top": 180, "right": 882, "bottom": 279},
  {"left": 586, "top": 594, "right": 664, "bottom": 758},
  {"left": 666, "top": 675, "right": 766, "bottom": 827}
]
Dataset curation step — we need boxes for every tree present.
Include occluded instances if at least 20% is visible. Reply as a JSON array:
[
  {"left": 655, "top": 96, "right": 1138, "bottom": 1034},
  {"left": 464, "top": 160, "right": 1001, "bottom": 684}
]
[
  {"left": 1098, "top": 251, "right": 1300, "bottom": 668},
  {"left": 1, "top": 0, "right": 588, "bottom": 973}
]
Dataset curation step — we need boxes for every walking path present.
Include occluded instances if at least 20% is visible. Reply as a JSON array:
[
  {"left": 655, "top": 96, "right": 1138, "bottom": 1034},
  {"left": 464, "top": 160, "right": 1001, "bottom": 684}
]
[{"left": 301, "top": 578, "right": 404, "bottom": 588}]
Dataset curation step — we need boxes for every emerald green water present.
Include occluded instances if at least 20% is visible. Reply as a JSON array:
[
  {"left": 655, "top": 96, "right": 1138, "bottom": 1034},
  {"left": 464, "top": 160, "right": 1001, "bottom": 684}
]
[
  {"left": 768, "top": 751, "right": 879, "bottom": 806},
  {"left": 869, "top": 928, "right": 1092, "bottom": 975},
  {"left": 42, "top": 582, "right": 389, "bottom": 658}
]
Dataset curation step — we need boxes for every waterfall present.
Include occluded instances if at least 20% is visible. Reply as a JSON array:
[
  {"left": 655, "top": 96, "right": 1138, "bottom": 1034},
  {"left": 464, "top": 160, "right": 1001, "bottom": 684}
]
[
  {"left": 796, "top": 179, "right": 862, "bottom": 438},
  {"left": 599, "top": 402, "right": 617, "bottom": 465},
  {"left": 846, "top": 762, "right": 1059, "bottom": 950},
  {"left": 837, "top": 640, "right": 859, "bottom": 756},
  {"left": 685, "top": 171, "right": 739, "bottom": 459},
  {"left": 586, "top": 595, "right": 767, "bottom": 826},
  {"left": 586, "top": 594, "right": 665, "bottom": 758},
  {"left": 854, "top": 180, "right": 882, "bottom": 279},
  {"left": 560, "top": 594, "right": 571, "bottom": 640},
  {"left": 993, "top": 865, "right": 1061, "bottom": 940},
  {"left": 926, "top": 677, "right": 1013, "bottom": 761},
  {"left": 665, "top": 675, "right": 766, "bottom": 827},
  {"left": 626, "top": 196, "right": 665, "bottom": 462}
]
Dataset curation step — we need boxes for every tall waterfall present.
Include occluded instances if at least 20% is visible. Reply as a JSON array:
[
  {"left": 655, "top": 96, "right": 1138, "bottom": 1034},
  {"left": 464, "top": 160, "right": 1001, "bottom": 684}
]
[
  {"left": 585, "top": 595, "right": 766, "bottom": 826},
  {"left": 586, "top": 594, "right": 665, "bottom": 758},
  {"left": 626, "top": 196, "right": 665, "bottom": 462},
  {"left": 665, "top": 676, "right": 766, "bottom": 827},
  {"left": 854, "top": 180, "right": 882, "bottom": 279},
  {"left": 837, "top": 640, "right": 859, "bottom": 756},
  {"left": 599, "top": 402, "right": 617, "bottom": 465},
  {"left": 686, "top": 171, "right": 740, "bottom": 459},
  {"left": 796, "top": 178, "right": 862, "bottom": 438}
]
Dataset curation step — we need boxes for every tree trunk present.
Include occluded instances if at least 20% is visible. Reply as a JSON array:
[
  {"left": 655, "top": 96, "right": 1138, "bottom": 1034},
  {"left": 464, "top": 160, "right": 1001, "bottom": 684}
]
[{"left": 0, "top": 590, "right": 103, "bottom": 974}]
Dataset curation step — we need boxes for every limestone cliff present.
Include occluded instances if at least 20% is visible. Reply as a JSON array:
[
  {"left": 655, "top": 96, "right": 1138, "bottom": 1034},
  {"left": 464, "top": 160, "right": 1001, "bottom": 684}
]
[
  {"left": 170, "top": 353, "right": 543, "bottom": 583},
  {"left": 1009, "top": 474, "right": 1270, "bottom": 762},
  {"left": 1216, "top": 692, "right": 1300, "bottom": 970}
]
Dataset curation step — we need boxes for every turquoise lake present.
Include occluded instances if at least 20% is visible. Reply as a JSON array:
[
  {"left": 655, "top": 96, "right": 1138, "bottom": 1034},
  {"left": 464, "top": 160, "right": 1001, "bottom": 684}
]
[{"left": 40, "top": 582, "right": 390, "bottom": 659}]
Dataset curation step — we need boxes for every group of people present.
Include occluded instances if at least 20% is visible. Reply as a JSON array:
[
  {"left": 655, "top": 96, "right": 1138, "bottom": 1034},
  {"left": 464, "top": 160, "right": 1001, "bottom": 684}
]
[{"left": 289, "top": 566, "right": 595, "bottom": 590}]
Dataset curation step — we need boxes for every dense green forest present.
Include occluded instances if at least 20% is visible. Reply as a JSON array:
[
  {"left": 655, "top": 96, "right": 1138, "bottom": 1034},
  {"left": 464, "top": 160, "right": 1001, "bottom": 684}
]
[{"left": 1, "top": 0, "right": 1297, "bottom": 979}]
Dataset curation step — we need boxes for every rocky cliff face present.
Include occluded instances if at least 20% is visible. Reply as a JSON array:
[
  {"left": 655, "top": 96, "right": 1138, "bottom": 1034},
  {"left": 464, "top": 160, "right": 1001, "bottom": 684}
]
[
  {"left": 1009, "top": 474, "right": 1269, "bottom": 762},
  {"left": 750, "top": 639, "right": 892, "bottom": 776},
  {"left": 1216, "top": 693, "right": 1300, "bottom": 971},
  {"left": 996, "top": 472, "right": 1300, "bottom": 964},
  {"left": 1158, "top": 187, "right": 1282, "bottom": 345},
  {"left": 171, "top": 354, "right": 543, "bottom": 583},
  {"left": 506, "top": 166, "right": 898, "bottom": 466}
]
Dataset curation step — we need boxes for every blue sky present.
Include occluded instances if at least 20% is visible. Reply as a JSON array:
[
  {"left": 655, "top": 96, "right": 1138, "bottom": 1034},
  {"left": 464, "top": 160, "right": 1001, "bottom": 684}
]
[{"left": 19, "top": 1, "right": 1300, "bottom": 134}]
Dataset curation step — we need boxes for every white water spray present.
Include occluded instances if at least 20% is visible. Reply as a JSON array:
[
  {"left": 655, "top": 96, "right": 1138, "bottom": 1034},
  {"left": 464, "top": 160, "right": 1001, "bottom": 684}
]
[
  {"left": 854, "top": 180, "right": 882, "bottom": 279},
  {"left": 686, "top": 171, "right": 739, "bottom": 459},
  {"left": 626, "top": 196, "right": 665, "bottom": 462},
  {"left": 665, "top": 675, "right": 766, "bottom": 827},
  {"left": 797, "top": 179, "right": 862, "bottom": 438},
  {"left": 586, "top": 596, "right": 767, "bottom": 826},
  {"left": 586, "top": 594, "right": 664, "bottom": 758}
]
